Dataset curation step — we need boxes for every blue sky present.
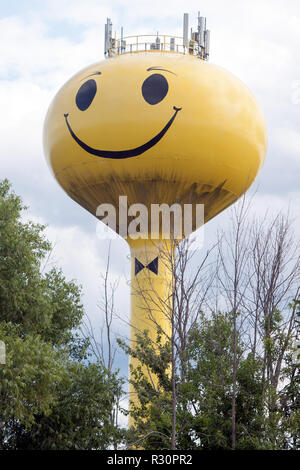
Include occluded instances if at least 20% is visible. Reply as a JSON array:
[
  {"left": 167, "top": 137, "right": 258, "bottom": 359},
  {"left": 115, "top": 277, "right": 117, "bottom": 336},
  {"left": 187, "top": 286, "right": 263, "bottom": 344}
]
[{"left": 1, "top": 0, "right": 300, "bottom": 399}]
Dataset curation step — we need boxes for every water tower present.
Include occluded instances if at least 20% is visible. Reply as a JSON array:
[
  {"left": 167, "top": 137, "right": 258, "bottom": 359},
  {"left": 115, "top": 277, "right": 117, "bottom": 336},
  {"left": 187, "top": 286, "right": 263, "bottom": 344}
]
[{"left": 44, "top": 12, "right": 267, "bottom": 419}]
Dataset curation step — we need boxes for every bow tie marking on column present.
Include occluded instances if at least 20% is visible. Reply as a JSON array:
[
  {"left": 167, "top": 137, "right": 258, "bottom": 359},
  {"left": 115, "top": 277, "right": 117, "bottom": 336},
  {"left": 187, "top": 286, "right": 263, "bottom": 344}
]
[{"left": 135, "top": 256, "right": 158, "bottom": 275}]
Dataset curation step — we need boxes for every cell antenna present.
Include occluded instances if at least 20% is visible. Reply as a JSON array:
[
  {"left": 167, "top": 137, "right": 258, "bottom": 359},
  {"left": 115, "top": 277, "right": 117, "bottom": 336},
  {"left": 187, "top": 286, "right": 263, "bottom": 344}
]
[
  {"left": 104, "top": 18, "right": 113, "bottom": 57},
  {"left": 183, "top": 13, "right": 189, "bottom": 50}
]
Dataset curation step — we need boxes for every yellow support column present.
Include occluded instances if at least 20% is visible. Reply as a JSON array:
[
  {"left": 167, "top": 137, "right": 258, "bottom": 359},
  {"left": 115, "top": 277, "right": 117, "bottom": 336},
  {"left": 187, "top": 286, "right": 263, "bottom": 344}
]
[{"left": 127, "top": 238, "right": 173, "bottom": 426}]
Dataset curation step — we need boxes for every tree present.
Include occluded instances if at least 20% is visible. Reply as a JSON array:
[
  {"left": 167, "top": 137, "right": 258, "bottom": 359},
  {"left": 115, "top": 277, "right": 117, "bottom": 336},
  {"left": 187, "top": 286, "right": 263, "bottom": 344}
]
[
  {"left": 6, "top": 361, "right": 123, "bottom": 450},
  {"left": 186, "top": 313, "right": 266, "bottom": 450},
  {"left": 82, "top": 244, "right": 125, "bottom": 449},
  {"left": 120, "top": 236, "right": 215, "bottom": 449},
  {"left": 123, "top": 198, "right": 299, "bottom": 450},
  {"left": 216, "top": 196, "right": 252, "bottom": 449},
  {"left": 118, "top": 327, "right": 172, "bottom": 449},
  {"left": 277, "top": 299, "right": 300, "bottom": 450},
  {"left": 0, "top": 321, "right": 66, "bottom": 447},
  {"left": 121, "top": 312, "right": 266, "bottom": 450},
  {"left": 0, "top": 179, "right": 124, "bottom": 449}
]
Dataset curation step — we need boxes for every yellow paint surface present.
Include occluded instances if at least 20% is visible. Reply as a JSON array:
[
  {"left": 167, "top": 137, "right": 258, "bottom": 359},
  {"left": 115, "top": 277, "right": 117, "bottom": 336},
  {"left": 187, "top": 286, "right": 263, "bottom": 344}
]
[
  {"left": 128, "top": 238, "right": 173, "bottom": 427},
  {"left": 44, "top": 52, "right": 267, "bottom": 228}
]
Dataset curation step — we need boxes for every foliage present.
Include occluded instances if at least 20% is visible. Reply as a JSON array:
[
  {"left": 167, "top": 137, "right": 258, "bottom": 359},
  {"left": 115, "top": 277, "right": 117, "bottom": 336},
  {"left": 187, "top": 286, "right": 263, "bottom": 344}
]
[
  {"left": 5, "top": 362, "right": 123, "bottom": 450},
  {"left": 118, "top": 331, "right": 172, "bottom": 449},
  {"left": 123, "top": 309, "right": 299, "bottom": 450},
  {"left": 0, "top": 180, "right": 124, "bottom": 449}
]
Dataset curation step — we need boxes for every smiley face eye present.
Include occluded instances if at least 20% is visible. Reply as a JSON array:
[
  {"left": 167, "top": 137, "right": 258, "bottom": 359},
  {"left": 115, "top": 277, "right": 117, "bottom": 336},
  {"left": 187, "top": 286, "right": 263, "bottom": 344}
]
[
  {"left": 142, "top": 73, "right": 168, "bottom": 105},
  {"left": 75, "top": 79, "right": 97, "bottom": 111}
]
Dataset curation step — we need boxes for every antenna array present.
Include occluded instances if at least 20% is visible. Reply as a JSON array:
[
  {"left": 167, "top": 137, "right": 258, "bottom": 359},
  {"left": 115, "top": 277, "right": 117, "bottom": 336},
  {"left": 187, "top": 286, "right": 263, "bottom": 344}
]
[
  {"left": 192, "top": 11, "right": 210, "bottom": 59},
  {"left": 104, "top": 12, "right": 211, "bottom": 59}
]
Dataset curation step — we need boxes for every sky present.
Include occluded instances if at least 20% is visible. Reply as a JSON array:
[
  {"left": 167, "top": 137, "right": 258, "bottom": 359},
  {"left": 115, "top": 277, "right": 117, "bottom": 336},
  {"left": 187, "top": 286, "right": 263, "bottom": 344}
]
[{"left": 1, "top": 0, "right": 300, "bottom": 381}]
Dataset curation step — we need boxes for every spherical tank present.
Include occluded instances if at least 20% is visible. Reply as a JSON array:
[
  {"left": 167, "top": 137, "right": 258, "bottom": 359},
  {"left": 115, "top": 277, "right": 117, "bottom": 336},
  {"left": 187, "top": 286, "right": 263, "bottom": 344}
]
[{"left": 44, "top": 51, "right": 267, "bottom": 232}]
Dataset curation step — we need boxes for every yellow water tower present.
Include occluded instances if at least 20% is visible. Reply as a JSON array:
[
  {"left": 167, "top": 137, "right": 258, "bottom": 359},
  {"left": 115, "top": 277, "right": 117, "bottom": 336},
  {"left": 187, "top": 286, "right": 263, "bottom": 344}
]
[{"left": 43, "top": 12, "right": 267, "bottom": 420}]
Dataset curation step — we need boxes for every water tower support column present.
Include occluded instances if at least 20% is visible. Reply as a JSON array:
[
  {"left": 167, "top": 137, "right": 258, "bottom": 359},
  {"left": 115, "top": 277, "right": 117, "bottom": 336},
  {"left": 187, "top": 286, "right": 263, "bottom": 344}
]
[{"left": 127, "top": 238, "right": 174, "bottom": 423}]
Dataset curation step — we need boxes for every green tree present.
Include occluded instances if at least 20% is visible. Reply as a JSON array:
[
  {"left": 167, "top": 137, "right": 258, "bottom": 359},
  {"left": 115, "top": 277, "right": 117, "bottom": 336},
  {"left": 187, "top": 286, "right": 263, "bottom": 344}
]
[
  {"left": 122, "top": 313, "right": 269, "bottom": 450},
  {"left": 123, "top": 201, "right": 300, "bottom": 450},
  {"left": 186, "top": 313, "right": 266, "bottom": 449},
  {"left": 124, "top": 308, "right": 299, "bottom": 450},
  {"left": 277, "top": 299, "right": 300, "bottom": 450},
  {"left": 118, "top": 329, "right": 172, "bottom": 449},
  {"left": 0, "top": 179, "right": 124, "bottom": 449},
  {"left": 5, "top": 361, "right": 123, "bottom": 450}
]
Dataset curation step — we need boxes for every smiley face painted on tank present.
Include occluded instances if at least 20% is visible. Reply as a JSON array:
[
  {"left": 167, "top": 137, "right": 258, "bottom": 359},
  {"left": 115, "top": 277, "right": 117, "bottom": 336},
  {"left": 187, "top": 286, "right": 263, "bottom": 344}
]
[
  {"left": 44, "top": 53, "right": 267, "bottom": 207},
  {"left": 63, "top": 66, "right": 182, "bottom": 159}
]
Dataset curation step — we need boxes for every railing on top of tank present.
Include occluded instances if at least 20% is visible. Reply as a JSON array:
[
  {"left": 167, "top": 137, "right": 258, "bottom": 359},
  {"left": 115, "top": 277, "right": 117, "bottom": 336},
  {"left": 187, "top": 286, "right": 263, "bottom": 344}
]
[{"left": 105, "top": 34, "right": 208, "bottom": 60}]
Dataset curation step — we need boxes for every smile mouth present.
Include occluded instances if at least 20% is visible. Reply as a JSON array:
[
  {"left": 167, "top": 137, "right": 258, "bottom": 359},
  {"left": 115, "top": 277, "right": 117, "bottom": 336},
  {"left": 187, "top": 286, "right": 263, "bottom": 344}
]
[{"left": 64, "top": 106, "right": 182, "bottom": 159}]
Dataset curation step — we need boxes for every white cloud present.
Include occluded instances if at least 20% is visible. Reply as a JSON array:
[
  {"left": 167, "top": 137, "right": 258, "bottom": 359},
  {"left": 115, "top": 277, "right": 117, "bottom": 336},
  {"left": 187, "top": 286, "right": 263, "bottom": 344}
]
[
  {"left": 44, "top": 223, "right": 131, "bottom": 321},
  {"left": 273, "top": 127, "right": 300, "bottom": 162},
  {"left": 0, "top": 15, "right": 104, "bottom": 85},
  {"left": 45, "top": 0, "right": 112, "bottom": 26}
]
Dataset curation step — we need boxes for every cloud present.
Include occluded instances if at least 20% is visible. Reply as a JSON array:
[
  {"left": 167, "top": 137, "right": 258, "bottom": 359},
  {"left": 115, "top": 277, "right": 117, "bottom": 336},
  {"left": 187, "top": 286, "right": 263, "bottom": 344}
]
[
  {"left": 45, "top": 0, "right": 112, "bottom": 26},
  {"left": 24, "top": 214, "right": 132, "bottom": 326},
  {"left": 0, "top": 15, "right": 104, "bottom": 85},
  {"left": 272, "top": 127, "right": 300, "bottom": 162}
]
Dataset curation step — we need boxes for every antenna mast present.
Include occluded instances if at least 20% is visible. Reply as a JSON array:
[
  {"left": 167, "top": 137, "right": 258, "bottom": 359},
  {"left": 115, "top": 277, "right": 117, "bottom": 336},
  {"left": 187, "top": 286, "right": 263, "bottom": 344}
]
[
  {"left": 196, "top": 11, "right": 210, "bottom": 59},
  {"left": 104, "top": 18, "right": 114, "bottom": 57}
]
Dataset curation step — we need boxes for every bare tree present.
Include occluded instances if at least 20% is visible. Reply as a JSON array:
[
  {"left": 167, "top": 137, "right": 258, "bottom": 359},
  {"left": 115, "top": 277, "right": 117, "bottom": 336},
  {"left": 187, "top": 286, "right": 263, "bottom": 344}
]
[
  {"left": 127, "top": 235, "right": 216, "bottom": 449},
  {"left": 247, "top": 212, "right": 300, "bottom": 406},
  {"left": 82, "top": 244, "right": 119, "bottom": 371},
  {"left": 86, "top": 197, "right": 299, "bottom": 450},
  {"left": 81, "top": 243, "right": 123, "bottom": 447},
  {"left": 212, "top": 199, "right": 300, "bottom": 448},
  {"left": 215, "top": 195, "right": 253, "bottom": 449}
]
